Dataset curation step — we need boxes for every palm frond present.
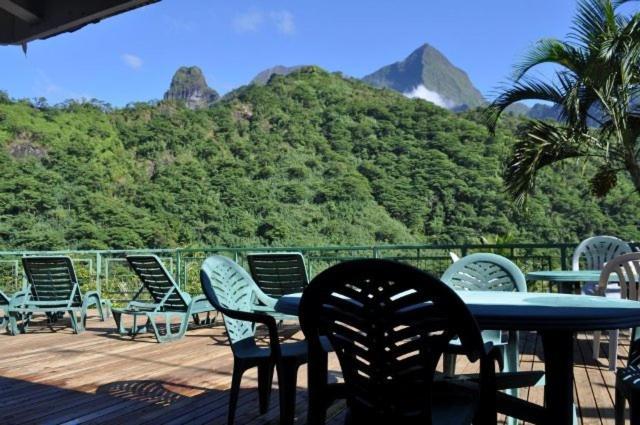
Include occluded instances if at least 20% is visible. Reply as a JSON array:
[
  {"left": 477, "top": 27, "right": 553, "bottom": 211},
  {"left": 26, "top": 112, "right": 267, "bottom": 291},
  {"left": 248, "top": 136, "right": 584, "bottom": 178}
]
[
  {"left": 512, "top": 39, "right": 586, "bottom": 81},
  {"left": 485, "top": 79, "right": 566, "bottom": 132},
  {"left": 504, "top": 121, "right": 591, "bottom": 203},
  {"left": 571, "top": 0, "right": 615, "bottom": 48}
]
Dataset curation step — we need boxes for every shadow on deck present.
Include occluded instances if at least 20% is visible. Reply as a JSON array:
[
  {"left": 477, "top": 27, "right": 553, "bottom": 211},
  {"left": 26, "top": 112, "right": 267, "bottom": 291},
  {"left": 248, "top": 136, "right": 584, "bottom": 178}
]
[{"left": 0, "top": 312, "right": 631, "bottom": 424}]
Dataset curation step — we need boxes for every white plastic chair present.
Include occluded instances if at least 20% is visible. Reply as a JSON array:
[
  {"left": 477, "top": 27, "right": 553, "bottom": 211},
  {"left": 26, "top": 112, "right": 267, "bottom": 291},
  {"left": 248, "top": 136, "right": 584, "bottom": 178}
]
[
  {"left": 572, "top": 235, "right": 631, "bottom": 272},
  {"left": 593, "top": 252, "right": 640, "bottom": 370}
]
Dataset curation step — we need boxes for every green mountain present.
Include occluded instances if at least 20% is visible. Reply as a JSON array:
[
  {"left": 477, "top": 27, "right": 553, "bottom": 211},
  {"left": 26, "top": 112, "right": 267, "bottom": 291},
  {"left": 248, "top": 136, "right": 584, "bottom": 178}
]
[
  {"left": 163, "top": 66, "right": 219, "bottom": 110},
  {"left": 0, "top": 67, "right": 637, "bottom": 250},
  {"left": 362, "top": 43, "right": 486, "bottom": 110},
  {"left": 251, "top": 65, "right": 306, "bottom": 85}
]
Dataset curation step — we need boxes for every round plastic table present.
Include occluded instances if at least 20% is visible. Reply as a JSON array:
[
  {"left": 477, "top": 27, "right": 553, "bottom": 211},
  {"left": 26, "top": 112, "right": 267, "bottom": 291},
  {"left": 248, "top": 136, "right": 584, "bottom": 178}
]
[
  {"left": 526, "top": 270, "right": 618, "bottom": 293},
  {"left": 275, "top": 291, "right": 640, "bottom": 425}
]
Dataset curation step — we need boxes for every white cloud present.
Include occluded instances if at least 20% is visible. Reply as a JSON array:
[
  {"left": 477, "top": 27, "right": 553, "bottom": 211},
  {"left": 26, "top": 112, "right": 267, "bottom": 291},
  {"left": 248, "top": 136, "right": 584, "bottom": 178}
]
[
  {"left": 404, "top": 85, "right": 452, "bottom": 108},
  {"left": 122, "top": 53, "right": 143, "bottom": 70},
  {"left": 232, "top": 9, "right": 295, "bottom": 35},
  {"left": 270, "top": 10, "right": 295, "bottom": 34},
  {"left": 232, "top": 9, "right": 264, "bottom": 33}
]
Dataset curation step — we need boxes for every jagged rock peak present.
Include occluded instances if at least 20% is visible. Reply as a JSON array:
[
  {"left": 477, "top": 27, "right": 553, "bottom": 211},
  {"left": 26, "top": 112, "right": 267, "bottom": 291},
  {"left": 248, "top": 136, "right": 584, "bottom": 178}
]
[{"left": 164, "top": 66, "right": 219, "bottom": 110}]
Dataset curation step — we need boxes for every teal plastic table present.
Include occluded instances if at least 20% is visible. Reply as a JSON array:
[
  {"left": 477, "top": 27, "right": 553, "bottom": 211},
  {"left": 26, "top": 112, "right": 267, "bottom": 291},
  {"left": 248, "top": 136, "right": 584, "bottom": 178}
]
[
  {"left": 526, "top": 270, "right": 618, "bottom": 294},
  {"left": 276, "top": 291, "right": 640, "bottom": 425}
]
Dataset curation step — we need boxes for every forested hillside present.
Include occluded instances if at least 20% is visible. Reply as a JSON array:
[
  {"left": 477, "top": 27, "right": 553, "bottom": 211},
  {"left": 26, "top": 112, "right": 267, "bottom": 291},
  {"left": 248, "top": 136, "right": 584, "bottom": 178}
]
[{"left": 0, "top": 67, "right": 638, "bottom": 250}]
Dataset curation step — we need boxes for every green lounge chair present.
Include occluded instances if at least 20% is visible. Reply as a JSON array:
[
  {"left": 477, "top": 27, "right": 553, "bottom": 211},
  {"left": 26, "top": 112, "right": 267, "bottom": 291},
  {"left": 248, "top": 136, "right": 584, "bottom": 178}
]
[
  {"left": 111, "top": 255, "right": 216, "bottom": 343},
  {"left": 8, "top": 256, "right": 108, "bottom": 335},
  {"left": 0, "top": 289, "right": 9, "bottom": 331},
  {"left": 246, "top": 252, "right": 309, "bottom": 298}
]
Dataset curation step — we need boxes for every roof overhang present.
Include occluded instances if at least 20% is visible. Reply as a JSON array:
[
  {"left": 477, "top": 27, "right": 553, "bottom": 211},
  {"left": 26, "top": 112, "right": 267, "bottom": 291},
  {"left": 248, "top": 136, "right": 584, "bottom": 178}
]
[{"left": 0, "top": 0, "right": 159, "bottom": 46}]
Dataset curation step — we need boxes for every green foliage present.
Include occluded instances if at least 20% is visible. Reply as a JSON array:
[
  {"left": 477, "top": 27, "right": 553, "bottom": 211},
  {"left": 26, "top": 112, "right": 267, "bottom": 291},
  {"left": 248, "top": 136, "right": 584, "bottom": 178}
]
[{"left": 0, "top": 67, "right": 639, "bottom": 250}]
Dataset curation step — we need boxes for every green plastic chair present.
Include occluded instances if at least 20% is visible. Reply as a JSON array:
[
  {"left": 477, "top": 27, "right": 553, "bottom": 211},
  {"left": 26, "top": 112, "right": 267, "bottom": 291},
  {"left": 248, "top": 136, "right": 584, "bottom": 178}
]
[
  {"left": 111, "top": 255, "right": 216, "bottom": 343},
  {"left": 8, "top": 256, "right": 109, "bottom": 335},
  {"left": 200, "top": 255, "right": 308, "bottom": 425},
  {"left": 0, "top": 290, "right": 9, "bottom": 331},
  {"left": 247, "top": 252, "right": 309, "bottom": 298},
  {"left": 441, "top": 253, "right": 526, "bottom": 398}
]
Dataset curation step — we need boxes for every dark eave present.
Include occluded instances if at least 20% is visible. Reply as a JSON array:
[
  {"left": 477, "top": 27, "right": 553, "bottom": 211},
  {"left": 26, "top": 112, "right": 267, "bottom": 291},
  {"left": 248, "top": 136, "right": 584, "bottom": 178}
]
[{"left": 0, "top": 0, "right": 159, "bottom": 46}]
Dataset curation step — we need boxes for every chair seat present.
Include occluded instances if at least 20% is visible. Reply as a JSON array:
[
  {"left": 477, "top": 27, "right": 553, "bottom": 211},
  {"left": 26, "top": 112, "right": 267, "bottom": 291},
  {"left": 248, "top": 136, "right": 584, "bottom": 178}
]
[
  {"left": 617, "top": 364, "right": 640, "bottom": 392},
  {"left": 432, "top": 380, "right": 479, "bottom": 424},
  {"left": 236, "top": 340, "right": 308, "bottom": 361},
  {"left": 345, "top": 380, "right": 479, "bottom": 425}
]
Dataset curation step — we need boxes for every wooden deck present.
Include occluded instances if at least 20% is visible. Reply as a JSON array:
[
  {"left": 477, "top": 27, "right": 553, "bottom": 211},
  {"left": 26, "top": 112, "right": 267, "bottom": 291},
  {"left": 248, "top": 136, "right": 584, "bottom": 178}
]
[{"left": 0, "top": 311, "right": 633, "bottom": 424}]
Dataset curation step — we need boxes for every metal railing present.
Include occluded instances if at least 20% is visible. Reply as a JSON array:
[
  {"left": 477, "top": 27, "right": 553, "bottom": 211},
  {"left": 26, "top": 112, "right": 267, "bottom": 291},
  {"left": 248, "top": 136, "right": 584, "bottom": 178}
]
[{"left": 0, "top": 242, "right": 582, "bottom": 302}]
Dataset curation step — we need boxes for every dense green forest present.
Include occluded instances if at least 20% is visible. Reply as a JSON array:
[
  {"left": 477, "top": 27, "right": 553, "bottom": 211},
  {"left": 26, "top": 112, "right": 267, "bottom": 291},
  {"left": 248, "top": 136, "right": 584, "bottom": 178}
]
[{"left": 0, "top": 67, "right": 638, "bottom": 250}]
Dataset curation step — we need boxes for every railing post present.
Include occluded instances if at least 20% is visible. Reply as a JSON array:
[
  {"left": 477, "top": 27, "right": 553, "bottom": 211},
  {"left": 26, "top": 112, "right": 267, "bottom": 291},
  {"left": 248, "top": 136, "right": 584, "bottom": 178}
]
[
  {"left": 96, "top": 253, "right": 102, "bottom": 295},
  {"left": 560, "top": 246, "right": 568, "bottom": 270},
  {"left": 176, "top": 249, "right": 182, "bottom": 288},
  {"left": 461, "top": 245, "right": 468, "bottom": 257},
  {"left": 373, "top": 246, "right": 380, "bottom": 259}
]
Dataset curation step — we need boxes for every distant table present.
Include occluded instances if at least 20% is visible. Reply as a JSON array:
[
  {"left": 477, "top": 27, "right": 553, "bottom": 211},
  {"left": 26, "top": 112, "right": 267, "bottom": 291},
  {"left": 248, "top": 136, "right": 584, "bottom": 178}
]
[
  {"left": 525, "top": 270, "right": 617, "bottom": 294},
  {"left": 276, "top": 291, "right": 640, "bottom": 425}
]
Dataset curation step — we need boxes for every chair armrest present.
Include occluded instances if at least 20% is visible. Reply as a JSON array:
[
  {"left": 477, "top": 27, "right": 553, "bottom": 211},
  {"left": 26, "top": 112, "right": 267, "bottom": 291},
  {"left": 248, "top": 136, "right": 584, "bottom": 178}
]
[{"left": 219, "top": 307, "right": 281, "bottom": 357}]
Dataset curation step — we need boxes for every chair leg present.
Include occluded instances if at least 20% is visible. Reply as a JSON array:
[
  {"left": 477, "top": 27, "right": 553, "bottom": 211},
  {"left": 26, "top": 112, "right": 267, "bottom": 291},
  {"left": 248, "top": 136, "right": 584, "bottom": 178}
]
[
  {"left": 631, "top": 392, "right": 640, "bottom": 425},
  {"left": 593, "top": 331, "right": 602, "bottom": 361},
  {"left": 609, "top": 330, "right": 619, "bottom": 371},
  {"left": 257, "top": 361, "right": 274, "bottom": 414},
  {"left": 615, "top": 384, "right": 626, "bottom": 425},
  {"left": 69, "top": 310, "right": 84, "bottom": 333},
  {"left": 504, "top": 333, "right": 520, "bottom": 425},
  {"left": 228, "top": 361, "right": 245, "bottom": 425},
  {"left": 443, "top": 353, "right": 457, "bottom": 377},
  {"left": 277, "top": 360, "right": 301, "bottom": 425}
]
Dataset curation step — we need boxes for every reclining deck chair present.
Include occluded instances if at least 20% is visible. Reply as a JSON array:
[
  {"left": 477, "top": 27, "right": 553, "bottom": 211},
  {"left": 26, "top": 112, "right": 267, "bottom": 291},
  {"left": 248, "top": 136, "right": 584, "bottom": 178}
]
[
  {"left": 8, "top": 256, "right": 108, "bottom": 335},
  {"left": 111, "top": 255, "right": 216, "bottom": 343},
  {"left": 0, "top": 290, "right": 9, "bottom": 331}
]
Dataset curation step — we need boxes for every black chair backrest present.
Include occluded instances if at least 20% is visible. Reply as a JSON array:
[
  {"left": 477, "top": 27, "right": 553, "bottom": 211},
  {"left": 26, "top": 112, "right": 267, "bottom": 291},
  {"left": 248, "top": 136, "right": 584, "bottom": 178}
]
[
  {"left": 247, "top": 252, "right": 308, "bottom": 298},
  {"left": 22, "top": 256, "right": 81, "bottom": 305},
  {"left": 126, "top": 255, "right": 189, "bottom": 311},
  {"left": 299, "top": 259, "right": 484, "bottom": 423}
]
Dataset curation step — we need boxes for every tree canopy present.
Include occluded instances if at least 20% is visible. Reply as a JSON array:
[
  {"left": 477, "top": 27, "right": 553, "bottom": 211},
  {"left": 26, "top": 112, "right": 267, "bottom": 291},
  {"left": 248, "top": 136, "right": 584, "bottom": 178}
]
[{"left": 0, "top": 67, "right": 638, "bottom": 250}]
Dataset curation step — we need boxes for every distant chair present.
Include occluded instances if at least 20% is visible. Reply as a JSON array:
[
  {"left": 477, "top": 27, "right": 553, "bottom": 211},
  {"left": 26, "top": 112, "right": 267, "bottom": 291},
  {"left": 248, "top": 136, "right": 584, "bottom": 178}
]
[
  {"left": 247, "top": 252, "right": 309, "bottom": 298},
  {"left": 593, "top": 252, "right": 640, "bottom": 370},
  {"left": 572, "top": 236, "right": 631, "bottom": 290},
  {"left": 200, "top": 255, "right": 308, "bottom": 425},
  {"left": 111, "top": 255, "right": 216, "bottom": 343},
  {"left": 441, "top": 253, "right": 526, "bottom": 404},
  {"left": 615, "top": 330, "right": 640, "bottom": 424},
  {"left": 8, "top": 256, "right": 109, "bottom": 335},
  {"left": 299, "top": 259, "right": 499, "bottom": 425}
]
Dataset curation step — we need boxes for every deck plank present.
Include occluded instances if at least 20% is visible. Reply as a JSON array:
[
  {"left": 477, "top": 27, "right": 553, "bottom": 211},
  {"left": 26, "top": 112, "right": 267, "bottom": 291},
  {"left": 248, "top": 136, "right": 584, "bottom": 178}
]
[{"left": 0, "top": 312, "right": 632, "bottom": 424}]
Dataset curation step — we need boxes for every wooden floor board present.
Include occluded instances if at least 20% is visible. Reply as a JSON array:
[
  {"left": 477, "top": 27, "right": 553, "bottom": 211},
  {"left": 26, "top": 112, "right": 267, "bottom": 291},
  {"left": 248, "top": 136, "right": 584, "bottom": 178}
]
[{"left": 0, "top": 312, "right": 632, "bottom": 424}]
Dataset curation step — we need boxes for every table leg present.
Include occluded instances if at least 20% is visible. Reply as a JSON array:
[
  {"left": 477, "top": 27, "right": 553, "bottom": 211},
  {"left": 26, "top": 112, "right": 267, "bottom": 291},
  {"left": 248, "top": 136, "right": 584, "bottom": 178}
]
[{"left": 541, "top": 330, "right": 575, "bottom": 425}]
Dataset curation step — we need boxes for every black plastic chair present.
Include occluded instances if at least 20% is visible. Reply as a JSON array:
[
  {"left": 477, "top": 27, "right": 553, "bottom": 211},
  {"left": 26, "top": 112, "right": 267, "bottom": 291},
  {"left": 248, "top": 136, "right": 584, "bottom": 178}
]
[
  {"left": 615, "top": 331, "right": 640, "bottom": 424},
  {"left": 200, "top": 255, "right": 307, "bottom": 425},
  {"left": 247, "top": 252, "right": 309, "bottom": 298},
  {"left": 299, "top": 259, "right": 499, "bottom": 425}
]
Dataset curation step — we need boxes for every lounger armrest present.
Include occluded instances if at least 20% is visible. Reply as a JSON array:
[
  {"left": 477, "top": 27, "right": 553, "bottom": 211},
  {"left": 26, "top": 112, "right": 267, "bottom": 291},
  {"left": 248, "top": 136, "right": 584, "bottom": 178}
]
[
  {"left": 8, "top": 290, "right": 29, "bottom": 308},
  {"left": 189, "top": 294, "right": 215, "bottom": 312},
  {"left": 81, "top": 290, "right": 105, "bottom": 311},
  {"left": 120, "top": 301, "right": 160, "bottom": 312}
]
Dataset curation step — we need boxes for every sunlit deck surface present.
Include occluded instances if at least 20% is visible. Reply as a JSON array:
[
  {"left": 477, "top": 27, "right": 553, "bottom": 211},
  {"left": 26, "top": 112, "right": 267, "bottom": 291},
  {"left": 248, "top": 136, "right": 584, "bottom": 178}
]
[{"left": 0, "top": 311, "right": 633, "bottom": 424}]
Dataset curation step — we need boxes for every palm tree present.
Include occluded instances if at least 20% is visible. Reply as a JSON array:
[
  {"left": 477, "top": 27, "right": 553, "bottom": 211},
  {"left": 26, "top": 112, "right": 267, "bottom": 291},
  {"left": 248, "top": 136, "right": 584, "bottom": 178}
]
[{"left": 486, "top": 0, "right": 640, "bottom": 204}]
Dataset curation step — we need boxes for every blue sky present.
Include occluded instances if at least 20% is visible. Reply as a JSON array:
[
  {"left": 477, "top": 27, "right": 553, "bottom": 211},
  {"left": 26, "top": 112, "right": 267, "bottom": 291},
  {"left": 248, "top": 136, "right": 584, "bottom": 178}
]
[{"left": 0, "top": 1, "right": 598, "bottom": 106}]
